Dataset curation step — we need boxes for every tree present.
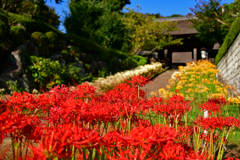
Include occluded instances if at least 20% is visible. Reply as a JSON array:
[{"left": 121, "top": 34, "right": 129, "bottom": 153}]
[
  {"left": 0, "top": 0, "right": 62, "bottom": 13},
  {"left": 189, "top": 0, "right": 239, "bottom": 45},
  {"left": 16, "top": 0, "right": 60, "bottom": 28},
  {"left": 122, "top": 8, "right": 183, "bottom": 55},
  {"left": 64, "top": 0, "right": 130, "bottom": 50}
]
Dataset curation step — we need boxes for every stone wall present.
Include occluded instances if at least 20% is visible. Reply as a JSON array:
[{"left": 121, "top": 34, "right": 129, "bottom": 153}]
[{"left": 217, "top": 33, "right": 240, "bottom": 94}]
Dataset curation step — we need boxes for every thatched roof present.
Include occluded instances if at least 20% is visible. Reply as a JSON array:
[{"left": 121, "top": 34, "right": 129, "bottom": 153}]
[{"left": 155, "top": 16, "right": 198, "bottom": 35}]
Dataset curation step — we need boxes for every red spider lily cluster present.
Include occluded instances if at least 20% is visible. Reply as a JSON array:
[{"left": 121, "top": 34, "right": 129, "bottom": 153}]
[
  {"left": 199, "top": 97, "right": 226, "bottom": 116},
  {"left": 0, "top": 75, "right": 239, "bottom": 159}
]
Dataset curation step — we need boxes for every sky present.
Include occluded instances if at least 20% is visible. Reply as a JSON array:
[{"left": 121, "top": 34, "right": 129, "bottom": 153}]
[{"left": 46, "top": 0, "right": 235, "bottom": 33}]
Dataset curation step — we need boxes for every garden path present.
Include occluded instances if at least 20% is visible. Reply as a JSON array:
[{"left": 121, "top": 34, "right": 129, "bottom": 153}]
[{"left": 141, "top": 69, "right": 178, "bottom": 98}]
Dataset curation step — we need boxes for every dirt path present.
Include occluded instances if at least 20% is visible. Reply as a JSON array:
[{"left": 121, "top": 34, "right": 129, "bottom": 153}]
[{"left": 141, "top": 69, "right": 178, "bottom": 98}]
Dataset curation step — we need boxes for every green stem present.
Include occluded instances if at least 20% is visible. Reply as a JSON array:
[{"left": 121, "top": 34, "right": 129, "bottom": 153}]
[
  {"left": 217, "top": 129, "right": 225, "bottom": 160},
  {"left": 138, "top": 85, "right": 140, "bottom": 99}
]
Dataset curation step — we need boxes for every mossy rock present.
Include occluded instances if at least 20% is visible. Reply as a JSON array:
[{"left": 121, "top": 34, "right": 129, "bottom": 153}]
[
  {"left": 31, "top": 31, "right": 47, "bottom": 47},
  {"left": 0, "top": 9, "right": 8, "bottom": 24},
  {"left": 69, "top": 46, "right": 81, "bottom": 58},
  {"left": 45, "top": 31, "right": 59, "bottom": 48},
  {"left": 9, "top": 26, "right": 26, "bottom": 46},
  {"left": 0, "top": 21, "right": 8, "bottom": 40}
]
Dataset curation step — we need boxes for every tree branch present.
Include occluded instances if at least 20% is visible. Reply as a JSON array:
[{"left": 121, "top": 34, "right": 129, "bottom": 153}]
[{"left": 215, "top": 18, "right": 230, "bottom": 28}]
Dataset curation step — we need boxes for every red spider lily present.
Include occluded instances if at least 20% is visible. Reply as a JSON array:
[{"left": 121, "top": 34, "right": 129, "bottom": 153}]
[
  {"left": 0, "top": 111, "right": 40, "bottom": 143},
  {"left": 0, "top": 99, "right": 7, "bottom": 113},
  {"left": 28, "top": 125, "right": 101, "bottom": 159},
  {"left": 200, "top": 132, "right": 219, "bottom": 144},
  {"left": 168, "top": 95, "right": 186, "bottom": 104},
  {"left": 70, "top": 82, "right": 97, "bottom": 100},
  {"left": 208, "top": 97, "right": 226, "bottom": 105},
  {"left": 6, "top": 92, "right": 38, "bottom": 112},
  {"left": 152, "top": 96, "right": 192, "bottom": 126},
  {"left": 124, "top": 75, "right": 152, "bottom": 87},
  {"left": 225, "top": 158, "right": 240, "bottom": 160},
  {"left": 103, "top": 125, "right": 202, "bottom": 160},
  {"left": 199, "top": 97, "right": 226, "bottom": 116},
  {"left": 193, "top": 117, "right": 240, "bottom": 131}
]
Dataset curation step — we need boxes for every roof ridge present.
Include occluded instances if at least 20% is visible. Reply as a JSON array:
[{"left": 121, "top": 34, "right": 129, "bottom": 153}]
[{"left": 155, "top": 16, "right": 197, "bottom": 22}]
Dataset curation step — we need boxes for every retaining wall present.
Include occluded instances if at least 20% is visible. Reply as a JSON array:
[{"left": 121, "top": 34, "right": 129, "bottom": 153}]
[{"left": 217, "top": 33, "right": 240, "bottom": 94}]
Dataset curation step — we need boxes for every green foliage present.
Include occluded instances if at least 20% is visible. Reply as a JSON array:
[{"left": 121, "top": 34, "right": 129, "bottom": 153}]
[
  {"left": 0, "top": 9, "right": 8, "bottom": 23},
  {"left": 1, "top": 0, "right": 62, "bottom": 13},
  {"left": 108, "top": 48, "right": 128, "bottom": 59},
  {"left": 69, "top": 46, "right": 81, "bottom": 57},
  {"left": 16, "top": 0, "right": 60, "bottom": 29},
  {"left": 29, "top": 56, "right": 65, "bottom": 89},
  {"left": 64, "top": 63, "right": 82, "bottom": 83},
  {"left": 61, "top": 50, "right": 69, "bottom": 59},
  {"left": 167, "top": 14, "right": 183, "bottom": 17},
  {"left": 6, "top": 80, "right": 25, "bottom": 93},
  {"left": 189, "top": 0, "right": 238, "bottom": 45},
  {"left": 81, "top": 73, "right": 97, "bottom": 82},
  {"left": 122, "top": 56, "right": 138, "bottom": 69},
  {"left": 45, "top": 31, "right": 59, "bottom": 48},
  {"left": 2, "top": 9, "right": 65, "bottom": 39},
  {"left": 215, "top": 16, "right": 240, "bottom": 65},
  {"left": 122, "top": 55, "right": 148, "bottom": 70},
  {"left": 9, "top": 26, "right": 26, "bottom": 45},
  {"left": 85, "top": 64, "right": 90, "bottom": 71},
  {"left": 122, "top": 8, "right": 183, "bottom": 54},
  {"left": 98, "top": 67, "right": 108, "bottom": 78},
  {"left": 31, "top": 31, "right": 47, "bottom": 47},
  {"left": 64, "top": 0, "right": 130, "bottom": 50},
  {"left": 133, "top": 55, "right": 148, "bottom": 66},
  {"left": 0, "top": 21, "right": 8, "bottom": 40},
  {"left": 66, "top": 34, "right": 110, "bottom": 61}
]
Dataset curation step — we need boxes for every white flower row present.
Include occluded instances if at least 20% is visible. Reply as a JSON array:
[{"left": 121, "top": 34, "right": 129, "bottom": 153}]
[{"left": 92, "top": 62, "right": 163, "bottom": 88}]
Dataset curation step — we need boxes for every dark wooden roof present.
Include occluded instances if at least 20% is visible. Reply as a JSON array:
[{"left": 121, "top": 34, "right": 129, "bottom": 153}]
[{"left": 155, "top": 16, "right": 198, "bottom": 35}]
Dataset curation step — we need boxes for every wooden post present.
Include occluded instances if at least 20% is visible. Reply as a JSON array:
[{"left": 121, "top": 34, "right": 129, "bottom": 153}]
[
  {"left": 193, "top": 48, "right": 197, "bottom": 62},
  {"left": 164, "top": 49, "right": 168, "bottom": 68}
]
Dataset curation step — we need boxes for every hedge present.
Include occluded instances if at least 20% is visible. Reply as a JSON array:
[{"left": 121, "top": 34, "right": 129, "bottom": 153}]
[{"left": 215, "top": 15, "right": 240, "bottom": 65}]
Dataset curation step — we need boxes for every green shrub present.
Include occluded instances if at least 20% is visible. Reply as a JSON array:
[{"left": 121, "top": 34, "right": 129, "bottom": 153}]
[
  {"left": 6, "top": 80, "right": 26, "bottom": 93},
  {"left": 215, "top": 16, "right": 240, "bottom": 65},
  {"left": 0, "top": 21, "right": 8, "bottom": 40},
  {"left": 45, "top": 31, "right": 59, "bottom": 48},
  {"left": 31, "top": 31, "right": 47, "bottom": 47},
  {"left": 122, "top": 55, "right": 148, "bottom": 70},
  {"left": 4, "top": 9, "right": 65, "bottom": 38},
  {"left": 64, "top": 63, "right": 82, "bottom": 83},
  {"left": 98, "top": 67, "right": 108, "bottom": 78},
  {"left": 108, "top": 48, "right": 129, "bottom": 60},
  {"left": 122, "top": 56, "right": 138, "bottom": 69},
  {"left": 9, "top": 26, "right": 26, "bottom": 45},
  {"left": 29, "top": 56, "right": 65, "bottom": 89}
]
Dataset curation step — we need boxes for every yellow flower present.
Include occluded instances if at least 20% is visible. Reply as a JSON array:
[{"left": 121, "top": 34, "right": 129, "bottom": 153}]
[
  {"left": 176, "top": 85, "right": 183, "bottom": 90},
  {"left": 151, "top": 92, "right": 157, "bottom": 96},
  {"left": 158, "top": 88, "right": 166, "bottom": 92},
  {"left": 166, "top": 85, "right": 171, "bottom": 89}
]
